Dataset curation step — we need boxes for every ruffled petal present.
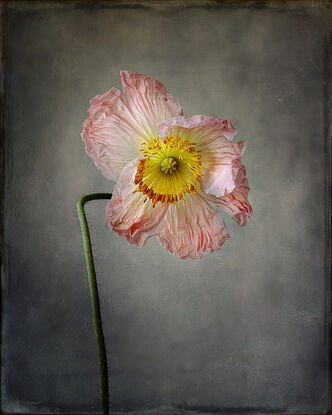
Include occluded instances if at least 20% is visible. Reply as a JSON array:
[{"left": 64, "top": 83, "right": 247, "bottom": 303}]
[
  {"left": 82, "top": 87, "right": 143, "bottom": 181},
  {"left": 158, "top": 115, "right": 246, "bottom": 197},
  {"left": 158, "top": 114, "right": 237, "bottom": 142},
  {"left": 156, "top": 192, "right": 230, "bottom": 260},
  {"left": 200, "top": 141, "right": 246, "bottom": 197},
  {"left": 106, "top": 159, "right": 168, "bottom": 247},
  {"left": 82, "top": 71, "right": 183, "bottom": 182},
  {"left": 120, "top": 70, "right": 183, "bottom": 139},
  {"left": 210, "top": 164, "right": 252, "bottom": 226}
]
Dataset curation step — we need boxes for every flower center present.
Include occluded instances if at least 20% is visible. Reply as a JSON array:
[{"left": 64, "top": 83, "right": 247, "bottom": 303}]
[
  {"left": 134, "top": 136, "right": 202, "bottom": 207},
  {"left": 160, "top": 157, "right": 177, "bottom": 175}
]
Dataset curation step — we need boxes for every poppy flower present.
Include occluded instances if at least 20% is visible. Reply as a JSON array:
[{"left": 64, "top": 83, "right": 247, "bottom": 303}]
[{"left": 81, "top": 71, "right": 252, "bottom": 259}]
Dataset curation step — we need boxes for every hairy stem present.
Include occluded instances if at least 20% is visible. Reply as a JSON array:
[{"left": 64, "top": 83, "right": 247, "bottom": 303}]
[{"left": 77, "top": 193, "right": 112, "bottom": 415}]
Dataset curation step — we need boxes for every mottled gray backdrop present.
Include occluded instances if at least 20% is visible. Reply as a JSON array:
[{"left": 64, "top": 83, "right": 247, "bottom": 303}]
[{"left": 2, "top": 1, "right": 331, "bottom": 414}]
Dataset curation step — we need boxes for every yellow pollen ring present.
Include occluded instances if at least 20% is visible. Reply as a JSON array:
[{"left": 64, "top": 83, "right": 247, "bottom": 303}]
[
  {"left": 134, "top": 136, "right": 203, "bottom": 207},
  {"left": 160, "top": 157, "right": 177, "bottom": 175}
]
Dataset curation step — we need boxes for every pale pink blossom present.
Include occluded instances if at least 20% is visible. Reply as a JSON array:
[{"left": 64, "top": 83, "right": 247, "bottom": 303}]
[{"left": 81, "top": 71, "right": 252, "bottom": 259}]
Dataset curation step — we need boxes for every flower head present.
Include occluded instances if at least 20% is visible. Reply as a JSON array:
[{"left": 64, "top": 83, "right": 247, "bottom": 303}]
[{"left": 81, "top": 71, "right": 252, "bottom": 259}]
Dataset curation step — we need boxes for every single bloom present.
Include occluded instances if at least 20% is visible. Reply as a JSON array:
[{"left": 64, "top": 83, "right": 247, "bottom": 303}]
[{"left": 81, "top": 71, "right": 252, "bottom": 259}]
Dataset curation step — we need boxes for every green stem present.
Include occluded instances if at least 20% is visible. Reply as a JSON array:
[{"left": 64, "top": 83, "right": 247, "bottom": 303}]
[{"left": 77, "top": 193, "right": 112, "bottom": 415}]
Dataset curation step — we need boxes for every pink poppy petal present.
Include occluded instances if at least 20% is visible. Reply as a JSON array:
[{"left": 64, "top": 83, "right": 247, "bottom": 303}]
[
  {"left": 82, "top": 72, "right": 183, "bottom": 182},
  {"left": 158, "top": 114, "right": 237, "bottom": 142},
  {"left": 82, "top": 87, "right": 144, "bottom": 181},
  {"left": 156, "top": 192, "right": 230, "bottom": 260},
  {"left": 210, "top": 164, "right": 252, "bottom": 226},
  {"left": 106, "top": 159, "right": 168, "bottom": 247},
  {"left": 200, "top": 141, "right": 247, "bottom": 197},
  {"left": 158, "top": 115, "right": 245, "bottom": 197},
  {"left": 120, "top": 70, "right": 183, "bottom": 139}
]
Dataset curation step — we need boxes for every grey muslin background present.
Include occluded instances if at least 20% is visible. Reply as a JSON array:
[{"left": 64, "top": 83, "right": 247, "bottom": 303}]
[{"left": 2, "top": 1, "right": 331, "bottom": 414}]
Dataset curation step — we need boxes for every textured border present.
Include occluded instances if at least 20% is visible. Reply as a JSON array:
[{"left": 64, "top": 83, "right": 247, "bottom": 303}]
[{"left": 0, "top": 1, "right": 331, "bottom": 414}]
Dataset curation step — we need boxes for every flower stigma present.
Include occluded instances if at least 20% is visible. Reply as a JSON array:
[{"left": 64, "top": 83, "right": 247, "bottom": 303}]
[
  {"left": 134, "top": 136, "right": 202, "bottom": 207},
  {"left": 160, "top": 157, "right": 177, "bottom": 174}
]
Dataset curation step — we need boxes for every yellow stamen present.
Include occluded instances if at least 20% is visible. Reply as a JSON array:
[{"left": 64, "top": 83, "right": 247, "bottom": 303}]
[{"left": 134, "top": 135, "right": 203, "bottom": 207}]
